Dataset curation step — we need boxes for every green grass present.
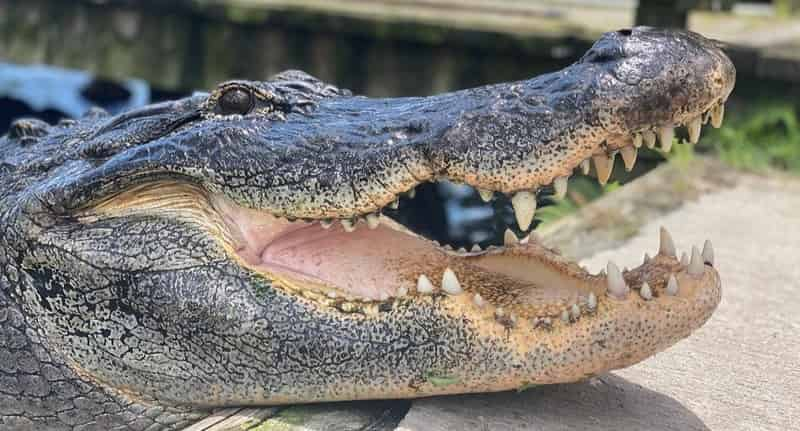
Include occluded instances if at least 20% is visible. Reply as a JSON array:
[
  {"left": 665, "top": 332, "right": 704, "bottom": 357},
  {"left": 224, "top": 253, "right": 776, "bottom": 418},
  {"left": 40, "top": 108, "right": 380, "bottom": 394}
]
[{"left": 698, "top": 102, "right": 800, "bottom": 174}]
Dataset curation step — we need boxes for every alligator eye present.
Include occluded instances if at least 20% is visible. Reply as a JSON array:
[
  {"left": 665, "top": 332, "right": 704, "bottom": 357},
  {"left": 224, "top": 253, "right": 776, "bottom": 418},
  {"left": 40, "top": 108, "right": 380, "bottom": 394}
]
[{"left": 218, "top": 88, "right": 253, "bottom": 115}]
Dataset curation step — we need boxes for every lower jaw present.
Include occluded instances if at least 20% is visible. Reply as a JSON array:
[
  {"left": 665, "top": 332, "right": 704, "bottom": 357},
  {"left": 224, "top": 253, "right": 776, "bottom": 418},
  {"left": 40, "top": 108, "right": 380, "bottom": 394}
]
[{"left": 225, "top": 204, "right": 718, "bottom": 336}]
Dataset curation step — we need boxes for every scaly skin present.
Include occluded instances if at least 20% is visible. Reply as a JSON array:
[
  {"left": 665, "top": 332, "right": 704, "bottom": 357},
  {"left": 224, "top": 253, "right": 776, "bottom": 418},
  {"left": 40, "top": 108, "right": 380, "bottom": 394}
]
[{"left": 0, "top": 27, "right": 733, "bottom": 430}]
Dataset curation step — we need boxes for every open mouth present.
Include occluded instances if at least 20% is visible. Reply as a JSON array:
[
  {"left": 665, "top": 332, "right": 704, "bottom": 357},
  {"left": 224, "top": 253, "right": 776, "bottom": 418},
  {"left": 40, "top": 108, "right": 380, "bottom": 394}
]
[{"left": 82, "top": 99, "right": 725, "bottom": 325}]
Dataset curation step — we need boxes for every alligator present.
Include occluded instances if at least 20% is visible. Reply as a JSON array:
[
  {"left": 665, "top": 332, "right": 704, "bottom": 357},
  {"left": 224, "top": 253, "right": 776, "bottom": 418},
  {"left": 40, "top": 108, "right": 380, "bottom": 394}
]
[{"left": 0, "top": 27, "right": 734, "bottom": 430}]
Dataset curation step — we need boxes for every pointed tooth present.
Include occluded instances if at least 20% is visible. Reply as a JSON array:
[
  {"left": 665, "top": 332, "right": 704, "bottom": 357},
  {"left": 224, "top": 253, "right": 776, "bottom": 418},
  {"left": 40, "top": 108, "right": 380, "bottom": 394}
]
[
  {"left": 473, "top": 293, "right": 485, "bottom": 307},
  {"left": 471, "top": 244, "right": 482, "bottom": 253},
  {"left": 341, "top": 219, "right": 356, "bottom": 232},
  {"left": 688, "top": 245, "right": 704, "bottom": 276},
  {"left": 586, "top": 292, "right": 597, "bottom": 310},
  {"left": 643, "top": 130, "right": 657, "bottom": 149},
  {"left": 643, "top": 253, "right": 651, "bottom": 264},
  {"left": 570, "top": 304, "right": 581, "bottom": 320},
  {"left": 397, "top": 286, "right": 408, "bottom": 297},
  {"left": 560, "top": 309, "right": 570, "bottom": 323},
  {"left": 666, "top": 274, "right": 679, "bottom": 296},
  {"left": 406, "top": 188, "right": 416, "bottom": 199},
  {"left": 620, "top": 146, "right": 638, "bottom": 171},
  {"left": 658, "top": 126, "right": 674, "bottom": 152},
  {"left": 632, "top": 133, "right": 643, "bottom": 148},
  {"left": 580, "top": 159, "right": 591, "bottom": 175},
  {"left": 687, "top": 115, "right": 702, "bottom": 144},
  {"left": 441, "top": 268, "right": 463, "bottom": 295},
  {"left": 389, "top": 199, "right": 400, "bottom": 210},
  {"left": 592, "top": 153, "right": 614, "bottom": 185},
  {"left": 478, "top": 188, "right": 494, "bottom": 202},
  {"left": 443, "top": 244, "right": 453, "bottom": 251},
  {"left": 495, "top": 307, "right": 505, "bottom": 317},
  {"left": 702, "top": 239, "right": 714, "bottom": 266},
  {"left": 606, "top": 261, "right": 629, "bottom": 299},
  {"left": 640, "top": 282, "right": 653, "bottom": 300},
  {"left": 553, "top": 176, "right": 569, "bottom": 199},
  {"left": 457, "top": 247, "right": 467, "bottom": 254},
  {"left": 416, "top": 274, "right": 435, "bottom": 294},
  {"left": 511, "top": 191, "right": 537, "bottom": 231},
  {"left": 680, "top": 252, "right": 689, "bottom": 266},
  {"left": 320, "top": 219, "right": 333, "bottom": 229},
  {"left": 711, "top": 103, "right": 725, "bottom": 128},
  {"left": 504, "top": 228, "right": 519, "bottom": 246},
  {"left": 366, "top": 213, "right": 380, "bottom": 229},
  {"left": 659, "top": 226, "right": 676, "bottom": 257}
]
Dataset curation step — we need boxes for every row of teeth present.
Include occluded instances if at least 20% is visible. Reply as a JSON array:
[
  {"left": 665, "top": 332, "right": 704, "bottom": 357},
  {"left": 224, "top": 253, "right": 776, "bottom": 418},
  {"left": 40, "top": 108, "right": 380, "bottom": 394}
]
[
  {"left": 402, "top": 227, "right": 714, "bottom": 328},
  {"left": 322, "top": 103, "right": 725, "bottom": 235}
]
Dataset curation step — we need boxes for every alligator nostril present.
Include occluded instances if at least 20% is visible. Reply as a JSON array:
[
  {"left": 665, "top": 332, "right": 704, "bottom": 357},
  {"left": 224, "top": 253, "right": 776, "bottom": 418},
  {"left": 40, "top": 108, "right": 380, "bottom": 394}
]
[{"left": 617, "top": 28, "right": 632, "bottom": 36}]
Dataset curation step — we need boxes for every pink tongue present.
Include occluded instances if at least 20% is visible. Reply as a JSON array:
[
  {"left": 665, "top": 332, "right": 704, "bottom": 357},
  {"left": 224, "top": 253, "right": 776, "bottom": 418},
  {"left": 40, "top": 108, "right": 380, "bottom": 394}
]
[{"left": 256, "top": 224, "right": 438, "bottom": 299}]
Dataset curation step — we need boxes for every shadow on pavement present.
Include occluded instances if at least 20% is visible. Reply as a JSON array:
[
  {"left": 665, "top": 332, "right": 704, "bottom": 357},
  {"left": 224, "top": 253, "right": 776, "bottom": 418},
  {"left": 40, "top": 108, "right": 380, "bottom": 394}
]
[{"left": 397, "top": 373, "right": 709, "bottom": 431}]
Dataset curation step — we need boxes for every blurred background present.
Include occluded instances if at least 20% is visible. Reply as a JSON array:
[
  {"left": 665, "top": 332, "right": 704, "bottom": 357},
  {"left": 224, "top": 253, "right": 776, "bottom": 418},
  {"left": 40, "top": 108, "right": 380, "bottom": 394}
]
[{"left": 2, "top": 0, "right": 799, "bottom": 247}]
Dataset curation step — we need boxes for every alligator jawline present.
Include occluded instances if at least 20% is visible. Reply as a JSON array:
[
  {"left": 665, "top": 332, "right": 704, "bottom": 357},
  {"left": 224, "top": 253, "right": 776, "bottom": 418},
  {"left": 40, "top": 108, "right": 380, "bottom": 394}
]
[{"left": 83, "top": 178, "right": 718, "bottom": 325}]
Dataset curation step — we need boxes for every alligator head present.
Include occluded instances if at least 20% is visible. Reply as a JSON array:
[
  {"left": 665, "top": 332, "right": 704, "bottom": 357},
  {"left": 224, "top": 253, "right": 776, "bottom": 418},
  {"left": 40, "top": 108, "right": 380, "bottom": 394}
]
[{"left": 0, "top": 27, "right": 733, "bottom": 428}]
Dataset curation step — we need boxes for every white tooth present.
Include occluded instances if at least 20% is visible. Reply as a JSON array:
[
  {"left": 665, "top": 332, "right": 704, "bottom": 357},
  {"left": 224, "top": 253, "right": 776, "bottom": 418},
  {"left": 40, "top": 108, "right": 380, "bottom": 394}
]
[
  {"left": 416, "top": 274, "right": 435, "bottom": 294},
  {"left": 406, "top": 188, "right": 416, "bottom": 199},
  {"left": 495, "top": 307, "right": 506, "bottom": 317},
  {"left": 643, "top": 130, "right": 657, "bottom": 149},
  {"left": 511, "top": 191, "right": 537, "bottom": 231},
  {"left": 471, "top": 244, "right": 482, "bottom": 253},
  {"left": 341, "top": 219, "right": 356, "bottom": 232},
  {"left": 443, "top": 245, "right": 453, "bottom": 251},
  {"left": 580, "top": 159, "right": 591, "bottom": 175},
  {"left": 520, "top": 235, "right": 530, "bottom": 244},
  {"left": 553, "top": 176, "right": 569, "bottom": 199},
  {"left": 620, "top": 146, "right": 638, "bottom": 171},
  {"left": 632, "top": 133, "right": 643, "bottom": 148},
  {"left": 688, "top": 245, "right": 704, "bottom": 276},
  {"left": 586, "top": 292, "right": 597, "bottom": 310},
  {"left": 504, "top": 228, "right": 519, "bottom": 246},
  {"left": 680, "top": 252, "right": 689, "bottom": 266},
  {"left": 560, "top": 309, "right": 570, "bottom": 323},
  {"left": 606, "top": 261, "right": 629, "bottom": 299},
  {"left": 659, "top": 126, "right": 674, "bottom": 152},
  {"left": 366, "top": 213, "right": 380, "bottom": 229},
  {"left": 472, "top": 293, "right": 485, "bottom": 307},
  {"left": 666, "top": 274, "right": 679, "bottom": 296},
  {"left": 397, "top": 286, "right": 408, "bottom": 297},
  {"left": 379, "top": 292, "right": 390, "bottom": 302},
  {"left": 640, "top": 282, "right": 653, "bottom": 300},
  {"left": 711, "top": 103, "right": 725, "bottom": 128},
  {"left": 659, "top": 226, "right": 676, "bottom": 257},
  {"left": 326, "top": 291, "right": 337, "bottom": 299},
  {"left": 441, "top": 268, "right": 463, "bottom": 295},
  {"left": 320, "top": 219, "right": 333, "bottom": 229},
  {"left": 389, "top": 199, "right": 400, "bottom": 210},
  {"left": 570, "top": 304, "right": 581, "bottom": 319},
  {"left": 687, "top": 115, "right": 702, "bottom": 144},
  {"left": 702, "top": 239, "right": 714, "bottom": 266},
  {"left": 592, "top": 153, "right": 614, "bottom": 185},
  {"left": 478, "top": 188, "right": 494, "bottom": 202},
  {"left": 643, "top": 253, "right": 651, "bottom": 264},
  {"left": 457, "top": 247, "right": 467, "bottom": 254}
]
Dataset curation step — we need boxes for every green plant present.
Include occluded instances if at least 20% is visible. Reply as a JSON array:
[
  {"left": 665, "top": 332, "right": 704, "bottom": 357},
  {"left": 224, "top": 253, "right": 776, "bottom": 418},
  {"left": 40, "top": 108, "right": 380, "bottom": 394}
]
[{"left": 699, "top": 103, "right": 800, "bottom": 173}]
